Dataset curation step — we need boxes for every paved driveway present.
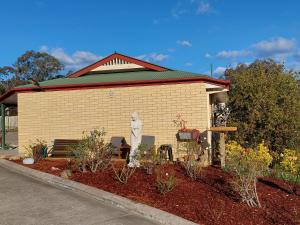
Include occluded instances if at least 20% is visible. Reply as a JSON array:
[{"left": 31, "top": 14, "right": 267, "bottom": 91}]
[{"left": 0, "top": 166, "right": 159, "bottom": 225}]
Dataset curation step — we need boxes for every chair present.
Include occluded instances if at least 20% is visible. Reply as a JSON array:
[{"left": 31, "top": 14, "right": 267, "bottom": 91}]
[
  {"left": 140, "top": 135, "right": 155, "bottom": 155},
  {"left": 110, "top": 137, "right": 130, "bottom": 159}
]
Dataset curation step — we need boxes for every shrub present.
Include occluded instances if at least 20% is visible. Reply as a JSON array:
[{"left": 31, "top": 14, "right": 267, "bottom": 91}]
[
  {"left": 178, "top": 141, "right": 204, "bottom": 180},
  {"left": 111, "top": 161, "right": 136, "bottom": 184},
  {"left": 182, "top": 160, "right": 203, "bottom": 181},
  {"left": 154, "top": 164, "right": 176, "bottom": 195},
  {"left": 226, "top": 141, "right": 272, "bottom": 208},
  {"left": 139, "top": 144, "right": 160, "bottom": 175},
  {"left": 179, "top": 141, "right": 203, "bottom": 160},
  {"left": 70, "top": 129, "right": 113, "bottom": 173},
  {"left": 276, "top": 149, "right": 300, "bottom": 194},
  {"left": 225, "top": 59, "right": 300, "bottom": 152},
  {"left": 25, "top": 139, "right": 48, "bottom": 162}
]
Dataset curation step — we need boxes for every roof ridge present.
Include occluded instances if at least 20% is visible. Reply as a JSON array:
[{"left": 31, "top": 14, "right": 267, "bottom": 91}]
[{"left": 67, "top": 52, "right": 171, "bottom": 78}]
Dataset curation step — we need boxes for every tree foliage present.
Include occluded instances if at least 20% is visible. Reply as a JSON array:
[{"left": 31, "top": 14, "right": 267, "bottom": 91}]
[
  {"left": 0, "top": 50, "right": 63, "bottom": 94},
  {"left": 225, "top": 59, "right": 300, "bottom": 152}
]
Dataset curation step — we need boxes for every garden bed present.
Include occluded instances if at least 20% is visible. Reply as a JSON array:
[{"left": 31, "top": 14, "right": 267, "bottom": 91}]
[{"left": 11, "top": 159, "right": 300, "bottom": 225}]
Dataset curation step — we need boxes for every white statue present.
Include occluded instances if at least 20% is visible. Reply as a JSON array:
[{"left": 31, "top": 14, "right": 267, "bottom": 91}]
[{"left": 128, "top": 112, "right": 142, "bottom": 167}]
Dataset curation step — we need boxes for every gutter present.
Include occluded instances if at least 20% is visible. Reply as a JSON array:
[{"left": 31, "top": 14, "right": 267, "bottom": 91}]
[{"left": 0, "top": 76, "right": 230, "bottom": 103}]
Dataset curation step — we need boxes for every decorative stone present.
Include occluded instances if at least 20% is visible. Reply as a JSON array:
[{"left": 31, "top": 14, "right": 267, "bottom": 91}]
[
  {"left": 51, "top": 166, "right": 60, "bottom": 171},
  {"left": 23, "top": 158, "right": 34, "bottom": 165},
  {"left": 60, "top": 169, "right": 72, "bottom": 179},
  {"left": 9, "top": 156, "right": 21, "bottom": 160},
  {"left": 128, "top": 112, "right": 142, "bottom": 168}
]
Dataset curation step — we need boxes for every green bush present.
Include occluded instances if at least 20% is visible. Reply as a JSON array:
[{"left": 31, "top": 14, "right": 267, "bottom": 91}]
[
  {"left": 225, "top": 60, "right": 300, "bottom": 152},
  {"left": 154, "top": 164, "right": 176, "bottom": 195},
  {"left": 226, "top": 141, "right": 272, "bottom": 207},
  {"left": 70, "top": 129, "right": 113, "bottom": 173},
  {"left": 273, "top": 149, "right": 300, "bottom": 194}
]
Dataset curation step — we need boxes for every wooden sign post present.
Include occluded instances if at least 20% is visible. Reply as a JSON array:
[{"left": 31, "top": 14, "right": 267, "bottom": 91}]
[{"left": 209, "top": 126, "right": 237, "bottom": 168}]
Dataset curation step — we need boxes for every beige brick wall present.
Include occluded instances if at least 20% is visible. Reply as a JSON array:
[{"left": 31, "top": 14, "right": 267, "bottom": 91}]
[{"left": 18, "top": 82, "right": 209, "bottom": 159}]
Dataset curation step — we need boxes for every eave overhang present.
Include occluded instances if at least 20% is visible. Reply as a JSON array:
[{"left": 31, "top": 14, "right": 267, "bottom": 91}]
[{"left": 0, "top": 76, "right": 230, "bottom": 104}]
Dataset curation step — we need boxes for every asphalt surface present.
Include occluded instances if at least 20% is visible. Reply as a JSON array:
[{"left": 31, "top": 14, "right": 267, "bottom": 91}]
[{"left": 0, "top": 166, "right": 159, "bottom": 225}]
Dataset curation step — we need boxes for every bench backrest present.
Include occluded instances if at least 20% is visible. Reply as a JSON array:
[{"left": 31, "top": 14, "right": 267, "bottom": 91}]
[{"left": 52, "top": 139, "right": 80, "bottom": 152}]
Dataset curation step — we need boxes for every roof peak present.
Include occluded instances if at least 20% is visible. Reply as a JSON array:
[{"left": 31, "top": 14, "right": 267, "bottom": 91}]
[{"left": 68, "top": 52, "right": 170, "bottom": 78}]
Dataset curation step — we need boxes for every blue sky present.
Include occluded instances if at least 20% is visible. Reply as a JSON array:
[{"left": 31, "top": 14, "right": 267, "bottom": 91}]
[{"left": 1, "top": 0, "right": 300, "bottom": 77}]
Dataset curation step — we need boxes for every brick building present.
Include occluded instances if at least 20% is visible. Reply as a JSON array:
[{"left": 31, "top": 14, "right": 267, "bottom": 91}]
[{"left": 0, "top": 53, "right": 229, "bottom": 164}]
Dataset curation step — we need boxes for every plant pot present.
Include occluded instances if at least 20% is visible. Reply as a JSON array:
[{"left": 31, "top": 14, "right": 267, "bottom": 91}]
[
  {"left": 177, "top": 131, "right": 192, "bottom": 140},
  {"left": 176, "top": 129, "right": 200, "bottom": 142},
  {"left": 23, "top": 158, "right": 34, "bottom": 165}
]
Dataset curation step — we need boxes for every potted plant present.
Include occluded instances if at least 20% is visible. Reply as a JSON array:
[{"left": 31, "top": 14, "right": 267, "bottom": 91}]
[
  {"left": 23, "top": 139, "right": 48, "bottom": 164},
  {"left": 173, "top": 114, "right": 200, "bottom": 142}
]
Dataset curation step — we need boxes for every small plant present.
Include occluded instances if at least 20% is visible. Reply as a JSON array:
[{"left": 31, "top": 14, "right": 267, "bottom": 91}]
[
  {"left": 178, "top": 141, "right": 204, "bottom": 180},
  {"left": 111, "top": 160, "right": 136, "bottom": 184},
  {"left": 154, "top": 164, "right": 176, "bottom": 195},
  {"left": 226, "top": 141, "right": 272, "bottom": 208},
  {"left": 172, "top": 113, "right": 187, "bottom": 131},
  {"left": 139, "top": 144, "right": 160, "bottom": 175},
  {"left": 275, "top": 149, "right": 300, "bottom": 194},
  {"left": 24, "top": 139, "right": 48, "bottom": 162},
  {"left": 70, "top": 129, "right": 113, "bottom": 173},
  {"left": 178, "top": 141, "right": 203, "bottom": 160},
  {"left": 182, "top": 160, "right": 203, "bottom": 181}
]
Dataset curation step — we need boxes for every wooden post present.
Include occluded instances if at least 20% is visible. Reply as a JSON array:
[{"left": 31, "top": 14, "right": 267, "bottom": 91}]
[
  {"left": 209, "top": 127, "right": 237, "bottom": 168},
  {"left": 219, "top": 132, "right": 225, "bottom": 168},
  {"left": 1, "top": 104, "right": 6, "bottom": 149}
]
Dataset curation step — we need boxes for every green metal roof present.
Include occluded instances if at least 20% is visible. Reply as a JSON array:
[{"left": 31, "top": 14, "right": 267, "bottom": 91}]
[{"left": 17, "top": 70, "right": 209, "bottom": 88}]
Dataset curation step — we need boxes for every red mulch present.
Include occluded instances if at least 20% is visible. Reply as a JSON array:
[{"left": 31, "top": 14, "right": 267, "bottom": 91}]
[{"left": 11, "top": 159, "right": 300, "bottom": 225}]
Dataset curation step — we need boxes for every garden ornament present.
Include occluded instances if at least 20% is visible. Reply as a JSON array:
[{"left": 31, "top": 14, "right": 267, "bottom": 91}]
[
  {"left": 128, "top": 112, "right": 142, "bottom": 167},
  {"left": 214, "top": 103, "right": 230, "bottom": 127}
]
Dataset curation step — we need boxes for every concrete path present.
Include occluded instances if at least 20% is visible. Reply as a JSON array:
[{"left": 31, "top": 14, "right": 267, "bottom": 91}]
[{"left": 0, "top": 166, "right": 159, "bottom": 225}]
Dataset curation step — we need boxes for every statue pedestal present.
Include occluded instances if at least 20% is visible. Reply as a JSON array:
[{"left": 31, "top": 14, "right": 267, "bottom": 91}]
[{"left": 209, "top": 127, "right": 237, "bottom": 168}]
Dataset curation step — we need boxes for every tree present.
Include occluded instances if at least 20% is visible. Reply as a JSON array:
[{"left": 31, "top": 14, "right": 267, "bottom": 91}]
[
  {"left": 225, "top": 59, "right": 300, "bottom": 152},
  {"left": 0, "top": 50, "right": 64, "bottom": 94}
]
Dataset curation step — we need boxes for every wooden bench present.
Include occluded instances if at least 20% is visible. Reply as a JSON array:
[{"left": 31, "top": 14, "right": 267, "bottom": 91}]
[{"left": 51, "top": 139, "right": 80, "bottom": 158}]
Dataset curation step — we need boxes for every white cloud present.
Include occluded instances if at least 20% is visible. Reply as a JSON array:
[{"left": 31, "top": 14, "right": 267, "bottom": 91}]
[
  {"left": 216, "top": 50, "right": 251, "bottom": 58},
  {"left": 185, "top": 62, "right": 193, "bottom": 66},
  {"left": 177, "top": 40, "right": 192, "bottom": 47},
  {"left": 252, "top": 37, "right": 296, "bottom": 57},
  {"left": 149, "top": 53, "right": 169, "bottom": 62},
  {"left": 135, "top": 54, "right": 148, "bottom": 61},
  {"left": 205, "top": 53, "right": 212, "bottom": 58},
  {"left": 213, "top": 37, "right": 297, "bottom": 61},
  {"left": 171, "top": 1, "right": 189, "bottom": 18},
  {"left": 135, "top": 53, "right": 169, "bottom": 62},
  {"left": 40, "top": 45, "right": 48, "bottom": 52},
  {"left": 213, "top": 66, "right": 227, "bottom": 75},
  {"left": 40, "top": 46, "right": 102, "bottom": 71},
  {"left": 170, "top": 0, "right": 214, "bottom": 18},
  {"left": 197, "top": 1, "right": 212, "bottom": 14}
]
